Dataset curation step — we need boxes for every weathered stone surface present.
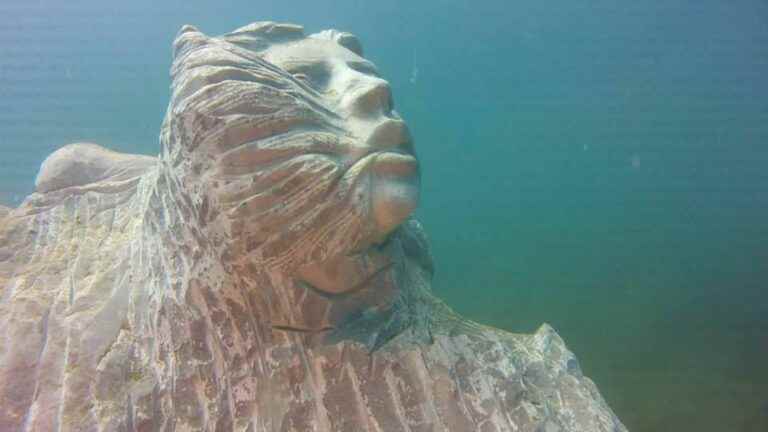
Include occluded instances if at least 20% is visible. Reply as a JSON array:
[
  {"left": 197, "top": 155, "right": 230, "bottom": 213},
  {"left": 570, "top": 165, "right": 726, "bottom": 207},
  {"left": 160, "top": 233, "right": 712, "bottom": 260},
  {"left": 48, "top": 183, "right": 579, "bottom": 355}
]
[{"left": 0, "top": 21, "right": 627, "bottom": 431}]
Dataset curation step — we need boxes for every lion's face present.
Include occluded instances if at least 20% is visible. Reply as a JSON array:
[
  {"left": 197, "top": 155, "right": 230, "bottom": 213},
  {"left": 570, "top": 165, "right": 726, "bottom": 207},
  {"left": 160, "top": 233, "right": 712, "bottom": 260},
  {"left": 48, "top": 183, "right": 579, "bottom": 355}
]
[{"left": 164, "top": 24, "right": 420, "bottom": 282}]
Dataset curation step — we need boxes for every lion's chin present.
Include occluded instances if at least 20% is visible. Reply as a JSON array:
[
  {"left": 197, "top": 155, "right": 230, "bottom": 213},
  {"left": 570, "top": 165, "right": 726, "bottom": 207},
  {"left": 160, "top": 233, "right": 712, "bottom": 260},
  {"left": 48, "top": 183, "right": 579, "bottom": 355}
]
[
  {"left": 282, "top": 152, "right": 419, "bottom": 300},
  {"left": 369, "top": 152, "right": 420, "bottom": 244}
]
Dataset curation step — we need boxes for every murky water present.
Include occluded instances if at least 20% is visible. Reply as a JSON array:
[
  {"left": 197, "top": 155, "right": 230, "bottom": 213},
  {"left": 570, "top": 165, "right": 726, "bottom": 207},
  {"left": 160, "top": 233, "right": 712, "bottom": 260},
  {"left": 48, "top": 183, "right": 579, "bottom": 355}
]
[{"left": 2, "top": 1, "right": 767, "bottom": 430}]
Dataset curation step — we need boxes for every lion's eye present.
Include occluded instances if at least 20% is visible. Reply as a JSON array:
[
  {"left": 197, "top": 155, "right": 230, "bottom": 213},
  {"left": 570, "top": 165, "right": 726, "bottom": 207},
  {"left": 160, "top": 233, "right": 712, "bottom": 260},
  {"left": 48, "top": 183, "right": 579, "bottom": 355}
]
[{"left": 286, "top": 62, "right": 331, "bottom": 90}]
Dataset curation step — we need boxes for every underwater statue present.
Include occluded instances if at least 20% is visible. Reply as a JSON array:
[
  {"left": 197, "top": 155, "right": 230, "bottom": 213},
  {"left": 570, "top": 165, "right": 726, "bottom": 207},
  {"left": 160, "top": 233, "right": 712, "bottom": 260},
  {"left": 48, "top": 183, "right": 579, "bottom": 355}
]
[{"left": 0, "top": 22, "right": 627, "bottom": 431}]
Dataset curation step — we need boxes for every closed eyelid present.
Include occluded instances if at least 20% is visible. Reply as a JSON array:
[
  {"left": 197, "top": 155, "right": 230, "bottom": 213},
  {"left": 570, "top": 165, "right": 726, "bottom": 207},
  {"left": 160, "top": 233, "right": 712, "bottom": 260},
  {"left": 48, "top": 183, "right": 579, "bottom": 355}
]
[
  {"left": 283, "top": 60, "right": 329, "bottom": 74},
  {"left": 347, "top": 61, "right": 379, "bottom": 76},
  {"left": 281, "top": 60, "right": 333, "bottom": 93}
]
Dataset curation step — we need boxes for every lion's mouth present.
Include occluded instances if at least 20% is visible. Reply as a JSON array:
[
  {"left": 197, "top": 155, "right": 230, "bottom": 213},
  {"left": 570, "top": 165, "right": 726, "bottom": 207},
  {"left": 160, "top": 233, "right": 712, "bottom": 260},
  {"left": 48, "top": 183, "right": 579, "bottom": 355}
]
[
  {"left": 371, "top": 151, "right": 418, "bottom": 176},
  {"left": 344, "top": 149, "right": 418, "bottom": 179}
]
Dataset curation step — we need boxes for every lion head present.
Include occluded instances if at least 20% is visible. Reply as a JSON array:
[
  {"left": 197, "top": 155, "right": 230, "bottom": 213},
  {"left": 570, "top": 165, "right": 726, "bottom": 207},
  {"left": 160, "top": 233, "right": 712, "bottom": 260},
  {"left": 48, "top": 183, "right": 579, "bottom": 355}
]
[{"left": 160, "top": 22, "right": 420, "bottom": 293}]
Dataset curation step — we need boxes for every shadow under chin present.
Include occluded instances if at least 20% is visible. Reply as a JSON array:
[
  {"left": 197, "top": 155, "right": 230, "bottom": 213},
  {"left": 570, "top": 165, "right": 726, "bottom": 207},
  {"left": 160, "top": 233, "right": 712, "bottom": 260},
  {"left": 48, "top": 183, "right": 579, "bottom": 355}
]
[{"left": 296, "top": 248, "right": 394, "bottom": 296}]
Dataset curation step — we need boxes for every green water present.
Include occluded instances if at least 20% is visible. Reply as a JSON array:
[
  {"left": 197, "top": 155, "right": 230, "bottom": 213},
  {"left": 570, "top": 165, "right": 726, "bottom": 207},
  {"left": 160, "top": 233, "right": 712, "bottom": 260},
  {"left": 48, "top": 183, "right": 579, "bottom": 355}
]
[{"left": 1, "top": 1, "right": 767, "bottom": 430}]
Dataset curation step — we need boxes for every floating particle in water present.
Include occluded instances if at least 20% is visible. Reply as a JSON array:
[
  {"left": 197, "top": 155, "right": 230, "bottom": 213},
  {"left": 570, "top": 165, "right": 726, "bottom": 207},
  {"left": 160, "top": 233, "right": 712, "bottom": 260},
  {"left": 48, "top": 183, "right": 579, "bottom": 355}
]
[
  {"left": 410, "top": 47, "right": 419, "bottom": 84},
  {"left": 583, "top": 144, "right": 589, "bottom": 151},
  {"left": 409, "top": 66, "right": 419, "bottom": 84},
  {"left": 521, "top": 31, "right": 539, "bottom": 43},
  {"left": 631, "top": 154, "right": 641, "bottom": 168}
]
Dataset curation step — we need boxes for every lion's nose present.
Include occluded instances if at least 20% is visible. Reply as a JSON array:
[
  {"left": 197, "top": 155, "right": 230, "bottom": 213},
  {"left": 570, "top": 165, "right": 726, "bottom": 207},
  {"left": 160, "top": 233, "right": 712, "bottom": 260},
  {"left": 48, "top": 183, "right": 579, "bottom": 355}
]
[{"left": 347, "top": 81, "right": 393, "bottom": 116}]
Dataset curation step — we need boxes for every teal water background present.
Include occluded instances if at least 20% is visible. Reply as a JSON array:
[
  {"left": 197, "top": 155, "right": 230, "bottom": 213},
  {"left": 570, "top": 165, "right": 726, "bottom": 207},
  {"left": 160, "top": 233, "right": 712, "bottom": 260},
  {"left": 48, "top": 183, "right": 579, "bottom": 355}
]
[{"left": 1, "top": 1, "right": 767, "bottom": 430}]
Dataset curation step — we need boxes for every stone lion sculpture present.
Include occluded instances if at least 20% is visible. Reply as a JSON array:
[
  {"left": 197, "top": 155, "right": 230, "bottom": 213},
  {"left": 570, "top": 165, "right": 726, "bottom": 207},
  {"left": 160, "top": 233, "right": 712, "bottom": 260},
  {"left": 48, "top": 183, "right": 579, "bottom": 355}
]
[{"left": 0, "top": 22, "right": 627, "bottom": 431}]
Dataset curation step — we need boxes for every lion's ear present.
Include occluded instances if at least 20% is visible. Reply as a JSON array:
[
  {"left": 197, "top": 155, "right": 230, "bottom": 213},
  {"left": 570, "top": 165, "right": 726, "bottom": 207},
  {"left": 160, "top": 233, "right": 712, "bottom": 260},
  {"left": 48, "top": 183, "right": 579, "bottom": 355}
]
[
  {"left": 228, "top": 22, "right": 304, "bottom": 38},
  {"left": 311, "top": 30, "right": 364, "bottom": 57},
  {"left": 172, "top": 24, "right": 208, "bottom": 60},
  {"left": 221, "top": 22, "right": 304, "bottom": 52}
]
